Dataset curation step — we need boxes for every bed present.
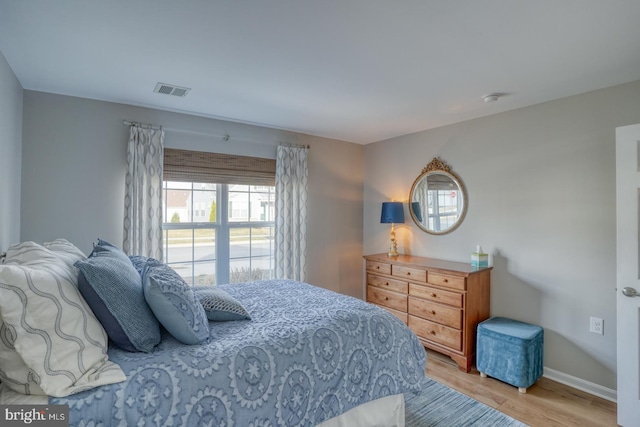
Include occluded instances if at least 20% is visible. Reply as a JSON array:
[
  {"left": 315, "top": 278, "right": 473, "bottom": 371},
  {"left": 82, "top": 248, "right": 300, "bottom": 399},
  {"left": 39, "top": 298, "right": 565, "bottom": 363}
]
[{"left": 0, "top": 240, "right": 426, "bottom": 426}]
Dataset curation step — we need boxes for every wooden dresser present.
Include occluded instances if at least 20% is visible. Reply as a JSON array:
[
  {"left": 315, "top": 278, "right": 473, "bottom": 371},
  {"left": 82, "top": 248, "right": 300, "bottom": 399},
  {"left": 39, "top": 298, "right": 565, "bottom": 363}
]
[{"left": 364, "top": 253, "right": 491, "bottom": 372}]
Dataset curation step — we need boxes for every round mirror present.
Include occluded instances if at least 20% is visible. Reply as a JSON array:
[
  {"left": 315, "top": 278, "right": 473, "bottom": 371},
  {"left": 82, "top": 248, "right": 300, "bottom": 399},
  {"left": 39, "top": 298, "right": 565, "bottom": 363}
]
[{"left": 409, "top": 158, "right": 468, "bottom": 235}]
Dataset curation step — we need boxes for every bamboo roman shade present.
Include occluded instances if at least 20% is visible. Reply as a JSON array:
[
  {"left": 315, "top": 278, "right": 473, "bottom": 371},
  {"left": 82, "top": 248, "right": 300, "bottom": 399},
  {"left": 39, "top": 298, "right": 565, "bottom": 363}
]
[{"left": 163, "top": 148, "right": 276, "bottom": 186}]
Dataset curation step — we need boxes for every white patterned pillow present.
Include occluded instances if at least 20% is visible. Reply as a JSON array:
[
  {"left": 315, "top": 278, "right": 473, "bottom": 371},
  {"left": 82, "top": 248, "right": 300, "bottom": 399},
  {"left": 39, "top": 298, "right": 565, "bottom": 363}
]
[
  {"left": 0, "top": 314, "right": 46, "bottom": 395},
  {"left": 5, "top": 241, "right": 62, "bottom": 265},
  {"left": 7, "top": 240, "right": 85, "bottom": 265},
  {"left": 0, "top": 242, "right": 54, "bottom": 395},
  {"left": 0, "top": 242, "right": 126, "bottom": 397},
  {"left": 4, "top": 241, "right": 79, "bottom": 287},
  {"left": 42, "top": 238, "right": 87, "bottom": 277}
]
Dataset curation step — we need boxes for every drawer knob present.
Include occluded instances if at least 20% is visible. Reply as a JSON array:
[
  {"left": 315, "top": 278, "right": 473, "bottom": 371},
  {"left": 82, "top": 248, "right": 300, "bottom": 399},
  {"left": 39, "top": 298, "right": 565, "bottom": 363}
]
[
  {"left": 430, "top": 330, "right": 436, "bottom": 335},
  {"left": 430, "top": 310, "right": 436, "bottom": 315},
  {"left": 385, "top": 282, "right": 389, "bottom": 286},
  {"left": 385, "top": 297, "right": 389, "bottom": 301},
  {"left": 430, "top": 293, "right": 437, "bottom": 298},
  {"left": 376, "top": 266, "right": 380, "bottom": 270},
  {"left": 406, "top": 272, "right": 411, "bottom": 276},
  {"left": 443, "top": 278, "right": 448, "bottom": 283}
]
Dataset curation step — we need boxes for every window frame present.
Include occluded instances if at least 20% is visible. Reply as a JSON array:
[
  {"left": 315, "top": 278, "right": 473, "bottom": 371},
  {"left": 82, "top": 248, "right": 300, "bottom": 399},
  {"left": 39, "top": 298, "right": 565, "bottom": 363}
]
[{"left": 162, "top": 181, "right": 275, "bottom": 285}]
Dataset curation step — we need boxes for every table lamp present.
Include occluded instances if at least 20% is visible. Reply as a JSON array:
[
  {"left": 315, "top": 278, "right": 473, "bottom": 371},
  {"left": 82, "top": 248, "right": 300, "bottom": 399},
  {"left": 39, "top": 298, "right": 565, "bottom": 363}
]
[{"left": 381, "top": 202, "right": 405, "bottom": 257}]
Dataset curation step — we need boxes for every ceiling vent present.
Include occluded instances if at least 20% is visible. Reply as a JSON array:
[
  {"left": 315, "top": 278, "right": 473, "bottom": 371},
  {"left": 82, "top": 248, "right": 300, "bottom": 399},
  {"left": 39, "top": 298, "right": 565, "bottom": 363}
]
[{"left": 154, "top": 82, "right": 191, "bottom": 97}]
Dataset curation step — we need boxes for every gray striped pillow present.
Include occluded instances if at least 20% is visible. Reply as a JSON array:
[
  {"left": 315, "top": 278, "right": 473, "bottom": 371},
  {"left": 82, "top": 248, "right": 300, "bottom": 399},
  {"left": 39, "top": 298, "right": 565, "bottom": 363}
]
[{"left": 193, "top": 286, "right": 251, "bottom": 321}]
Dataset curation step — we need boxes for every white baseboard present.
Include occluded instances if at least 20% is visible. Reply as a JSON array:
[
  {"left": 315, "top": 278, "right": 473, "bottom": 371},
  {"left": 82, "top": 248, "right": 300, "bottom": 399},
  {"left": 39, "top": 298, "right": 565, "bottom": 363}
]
[{"left": 543, "top": 366, "right": 617, "bottom": 403}]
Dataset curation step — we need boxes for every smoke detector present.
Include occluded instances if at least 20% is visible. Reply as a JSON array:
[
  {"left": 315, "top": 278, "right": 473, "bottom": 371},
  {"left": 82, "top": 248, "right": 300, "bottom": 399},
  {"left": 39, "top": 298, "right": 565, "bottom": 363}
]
[
  {"left": 154, "top": 82, "right": 191, "bottom": 97},
  {"left": 483, "top": 94, "right": 500, "bottom": 103}
]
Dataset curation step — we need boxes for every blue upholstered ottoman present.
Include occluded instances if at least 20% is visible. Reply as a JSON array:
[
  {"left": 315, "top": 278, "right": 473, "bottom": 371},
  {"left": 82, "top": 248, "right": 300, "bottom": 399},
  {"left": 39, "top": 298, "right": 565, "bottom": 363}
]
[{"left": 476, "top": 317, "right": 543, "bottom": 393}]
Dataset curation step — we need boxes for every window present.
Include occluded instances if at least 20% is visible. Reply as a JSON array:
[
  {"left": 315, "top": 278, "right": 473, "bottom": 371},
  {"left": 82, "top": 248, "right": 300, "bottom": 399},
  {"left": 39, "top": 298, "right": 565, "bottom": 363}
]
[
  {"left": 427, "top": 189, "right": 461, "bottom": 231},
  {"left": 162, "top": 149, "right": 276, "bottom": 286}
]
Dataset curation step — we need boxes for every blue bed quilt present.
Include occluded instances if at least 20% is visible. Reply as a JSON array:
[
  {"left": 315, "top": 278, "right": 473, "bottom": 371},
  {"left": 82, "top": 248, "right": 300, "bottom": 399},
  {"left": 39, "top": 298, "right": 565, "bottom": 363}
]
[{"left": 51, "top": 279, "right": 426, "bottom": 426}]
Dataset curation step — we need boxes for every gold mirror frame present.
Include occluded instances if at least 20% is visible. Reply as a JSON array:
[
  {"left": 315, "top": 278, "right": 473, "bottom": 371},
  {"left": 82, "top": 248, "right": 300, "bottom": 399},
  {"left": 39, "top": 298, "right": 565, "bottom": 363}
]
[{"left": 409, "top": 158, "right": 468, "bottom": 235}]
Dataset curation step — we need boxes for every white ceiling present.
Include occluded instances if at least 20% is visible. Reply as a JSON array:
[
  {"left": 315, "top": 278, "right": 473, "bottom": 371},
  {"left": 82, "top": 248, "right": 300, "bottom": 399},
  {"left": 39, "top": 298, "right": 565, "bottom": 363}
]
[{"left": 2, "top": 1, "right": 640, "bottom": 144}]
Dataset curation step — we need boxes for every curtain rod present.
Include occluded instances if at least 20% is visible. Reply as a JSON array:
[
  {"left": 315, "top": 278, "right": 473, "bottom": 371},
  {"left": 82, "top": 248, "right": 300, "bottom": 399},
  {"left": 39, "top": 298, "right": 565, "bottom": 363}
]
[
  {"left": 280, "top": 143, "right": 311, "bottom": 149},
  {"left": 122, "top": 120, "right": 163, "bottom": 131},
  {"left": 122, "top": 119, "right": 309, "bottom": 148},
  {"left": 123, "top": 119, "right": 235, "bottom": 142}
]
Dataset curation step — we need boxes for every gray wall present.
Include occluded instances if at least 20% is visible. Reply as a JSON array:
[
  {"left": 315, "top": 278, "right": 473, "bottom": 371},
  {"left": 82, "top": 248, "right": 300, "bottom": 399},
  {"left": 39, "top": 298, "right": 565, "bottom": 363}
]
[
  {"left": 21, "top": 91, "right": 364, "bottom": 297},
  {"left": 364, "top": 79, "right": 640, "bottom": 390},
  {"left": 0, "top": 50, "right": 22, "bottom": 251}
]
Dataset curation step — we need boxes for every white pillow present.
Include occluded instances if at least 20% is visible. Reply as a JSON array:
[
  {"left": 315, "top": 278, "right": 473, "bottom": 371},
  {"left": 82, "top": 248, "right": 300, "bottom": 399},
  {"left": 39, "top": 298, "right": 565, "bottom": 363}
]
[
  {"left": 0, "top": 383, "right": 48, "bottom": 405},
  {"left": 42, "top": 238, "right": 87, "bottom": 277},
  {"left": 5, "top": 241, "right": 62, "bottom": 265},
  {"left": 0, "top": 314, "right": 46, "bottom": 395},
  {"left": 0, "top": 242, "right": 126, "bottom": 397}
]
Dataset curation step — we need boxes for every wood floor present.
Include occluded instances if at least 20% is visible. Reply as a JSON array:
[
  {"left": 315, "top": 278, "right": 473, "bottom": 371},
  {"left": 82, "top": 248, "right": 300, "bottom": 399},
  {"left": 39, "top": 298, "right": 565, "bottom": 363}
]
[{"left": 425, "top": 349, "right": 618, "bottom": 427}]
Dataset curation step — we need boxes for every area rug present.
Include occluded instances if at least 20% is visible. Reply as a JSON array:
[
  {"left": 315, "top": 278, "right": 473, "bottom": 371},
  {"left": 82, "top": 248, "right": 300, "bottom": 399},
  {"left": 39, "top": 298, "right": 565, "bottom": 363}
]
[{"left": 405, "top": 378, "right": 529, "bottom": 427}]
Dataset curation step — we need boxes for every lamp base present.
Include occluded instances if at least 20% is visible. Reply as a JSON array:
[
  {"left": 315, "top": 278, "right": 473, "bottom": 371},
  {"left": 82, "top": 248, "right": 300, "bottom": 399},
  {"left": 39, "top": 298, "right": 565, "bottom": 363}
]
[{"left": 388, "top": 225, "right": 399, "bottom": 257}]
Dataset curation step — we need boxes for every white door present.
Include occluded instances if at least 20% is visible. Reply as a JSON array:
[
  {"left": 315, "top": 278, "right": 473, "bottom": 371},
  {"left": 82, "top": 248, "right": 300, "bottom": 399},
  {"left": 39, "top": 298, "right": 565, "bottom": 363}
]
[{"left": 616, "top": 123, "right": 640, "bottom": 427}]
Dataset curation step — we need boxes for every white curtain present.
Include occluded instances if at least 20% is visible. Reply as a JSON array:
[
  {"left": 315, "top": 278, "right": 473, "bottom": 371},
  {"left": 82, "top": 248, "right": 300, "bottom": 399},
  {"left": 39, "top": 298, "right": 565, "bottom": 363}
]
[
  {"left": 275, "top": 145, "right": 308, "bottom": 281},
  {"left": 123, "top": 125, "right": 164, "bottom": 259}
]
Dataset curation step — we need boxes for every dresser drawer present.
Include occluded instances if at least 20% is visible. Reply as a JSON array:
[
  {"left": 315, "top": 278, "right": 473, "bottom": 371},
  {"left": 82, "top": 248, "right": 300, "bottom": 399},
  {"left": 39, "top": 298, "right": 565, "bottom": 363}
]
[
  {"left": 366, "top": 261, "right": 391, "bottom": 275},
  {"left": 392, "top": 265, "right": 427, "bottom": 282},
  {"left": 367, "top": 286, "right": 407, "bottom": 312},
  {"left": 409, "top": 315, "right": 462, "bottom": 351},
  {"left": 429, "top": 272, "right": 466, "bottom": 291},
  {"left": 377, "top": 306, "right": 408, "bottom": 324},
  {"left": 367, "top": 274, "right": 408, "bottom": 293},
  {"left": 409, "top": 283, "right": 463, "bottom": 308},
  {"left": 408, "top": 297, "right": 462, "bottom": 329}
]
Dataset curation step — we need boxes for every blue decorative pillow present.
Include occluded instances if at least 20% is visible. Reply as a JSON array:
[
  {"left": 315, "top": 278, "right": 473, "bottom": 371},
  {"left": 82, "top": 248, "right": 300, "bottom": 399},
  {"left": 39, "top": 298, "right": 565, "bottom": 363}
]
[
  {"left": 75, "top": 240, "right": 161, "bottom": 352},
  {"left": 142, "top": 261, "right": 209, "bottom": 345},
  {"left": 77, "top": 273, "right": 137, "bottom": 352},
  {"left": 193, "top": 286, "right": 251, "bottom": 322},
  {"left": 91, "top": 238, "right": 125, "bottom": 256},
  {"left": 129, "top": 255, "right": 149, "bottom": 276}
]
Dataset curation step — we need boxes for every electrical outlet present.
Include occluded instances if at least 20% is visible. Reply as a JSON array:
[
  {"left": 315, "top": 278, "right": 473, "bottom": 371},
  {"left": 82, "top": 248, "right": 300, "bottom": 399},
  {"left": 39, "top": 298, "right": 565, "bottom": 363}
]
[{"left": 590, "top": 316, "right": 604, "bottom": 335}]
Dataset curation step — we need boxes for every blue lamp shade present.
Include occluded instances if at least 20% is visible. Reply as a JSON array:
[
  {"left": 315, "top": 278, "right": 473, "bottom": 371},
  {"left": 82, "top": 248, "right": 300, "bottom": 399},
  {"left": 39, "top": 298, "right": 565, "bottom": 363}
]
[{"left": 381, "top": 202, "right": 405, "bottom": 224}]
